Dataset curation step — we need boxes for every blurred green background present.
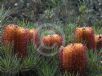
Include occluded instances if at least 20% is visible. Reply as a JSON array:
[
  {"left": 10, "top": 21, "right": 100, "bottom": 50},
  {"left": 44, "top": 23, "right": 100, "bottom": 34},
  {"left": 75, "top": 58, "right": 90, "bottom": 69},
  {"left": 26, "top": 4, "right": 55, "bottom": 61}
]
[{"left": 0, "top": 0, "right": 102, "bottom": 26}]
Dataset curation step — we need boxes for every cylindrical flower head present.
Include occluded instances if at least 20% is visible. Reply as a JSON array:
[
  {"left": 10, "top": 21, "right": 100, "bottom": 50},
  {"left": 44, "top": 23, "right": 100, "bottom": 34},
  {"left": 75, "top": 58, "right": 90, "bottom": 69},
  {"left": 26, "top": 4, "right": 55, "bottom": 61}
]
[
  {"left": 14, "top": 27, "right": 29, "bottom": 58},
  {"left": 59, "top": 43, "right": 88, "bottom": 76},
  {"left": 75, "top": 27, "right": 96, "bottom": 51},
  {"left": 42, "top": 34, "right": 63, "bottom": 47},
  {"left": 2, "top": 24, "right": 17, "bottom": 45},
  {"left": 42, "top": 35, "right": 53, "bottom": 46}
]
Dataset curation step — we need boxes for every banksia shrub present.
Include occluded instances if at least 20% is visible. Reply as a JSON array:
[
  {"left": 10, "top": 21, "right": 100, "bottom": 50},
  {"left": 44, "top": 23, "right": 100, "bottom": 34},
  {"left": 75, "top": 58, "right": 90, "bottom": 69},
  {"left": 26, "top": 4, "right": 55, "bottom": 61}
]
[
  {"left": 2, "top": 24, "right": 18, "bottom": 45},
  {"left": 59, "top": 43, "right": 88, "bottom": 76},
  {"left": 75, "top": 27, "right": 96, "bottom": 51},
  {"left": 14, "top": 27, "right": 30, "bottom": 58},
  {"left": 95, "top": 34, "right": 102, "bottom": 50}
]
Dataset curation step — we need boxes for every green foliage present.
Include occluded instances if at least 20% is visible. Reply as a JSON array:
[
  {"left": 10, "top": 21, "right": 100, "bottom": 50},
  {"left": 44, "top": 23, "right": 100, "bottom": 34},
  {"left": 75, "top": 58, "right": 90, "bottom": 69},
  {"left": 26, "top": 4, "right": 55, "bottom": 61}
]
[
  {"left": 0, "top": 7, "right": 10, "bottom": 25},
  {"left": 79, "top": 4, "right": 88, "bottom": 15},
  {"left": 39, "top": 59, "right": 58, "bottom": 76},
  {"left": 86, "top": 49, "right": 102, "bottom": 76},
  {"left": 0, "top": 55, "right": 20, "bottom": 73},
  {"left": 20, "top": 43, "right": 40, "bottom": 71},
  {"left": 0, "top": 44, "right": 20, "bottom": 73},
  {"left": 93, "top": 21, "right": 102, "bottom": 34},
  {"left": 17, "top": 20, "right": 37, "bottom": 28},
  {"left": 64, "top": 23, "right": 77, "bottom": 45},
  {"left": 0, "top": 42, "right": 40, "bottom": 75}
]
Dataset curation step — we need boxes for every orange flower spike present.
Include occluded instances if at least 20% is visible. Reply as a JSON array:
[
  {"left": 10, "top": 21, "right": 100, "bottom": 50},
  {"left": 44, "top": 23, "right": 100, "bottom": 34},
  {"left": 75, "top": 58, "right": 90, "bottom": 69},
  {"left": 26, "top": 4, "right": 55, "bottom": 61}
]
[
  {"left": 42, "top": 35, "right": 53, "bottom": 46},
  {"left": 2, "top": 24, "right": 18, "bottom": 44},
  {"left": 84, "top": 27, "right": 96, "bottom": 50},
  {"left": 42, "top": 34, "right": 63, "bottom": 47},
  {"left": 14, "top": 27, "right": 29, "bottom": 58},
  {"left": 75, "top": 28, "right": 83, "bottom": 42},
  {"left": 75, "top": 27, "right": 96, "bottom": 51},
  {"left": 60, "top": 43, "right": 88, "bottom": 76}
]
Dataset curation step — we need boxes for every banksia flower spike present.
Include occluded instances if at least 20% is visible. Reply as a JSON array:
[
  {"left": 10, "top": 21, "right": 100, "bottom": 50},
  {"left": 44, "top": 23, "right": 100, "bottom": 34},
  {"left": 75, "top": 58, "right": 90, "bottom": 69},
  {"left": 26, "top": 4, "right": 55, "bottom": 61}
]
[
  {"left": 42, "top": 34, "right": 63, "bottom": 47},
  {"left": 59, "top": 43, "right": 88, "bottom": 76},
  {"left": 42, "top": 35, "right": 53, "bottom": 46},
  {"left": 14, "top": 27, "right": 29, "bottom": 58},
  {"left": 75, "top": 27, "right": 96, "bottom": 51},
  {"left": 2, "top": 24, "right": 18, "bottom": 45}
]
